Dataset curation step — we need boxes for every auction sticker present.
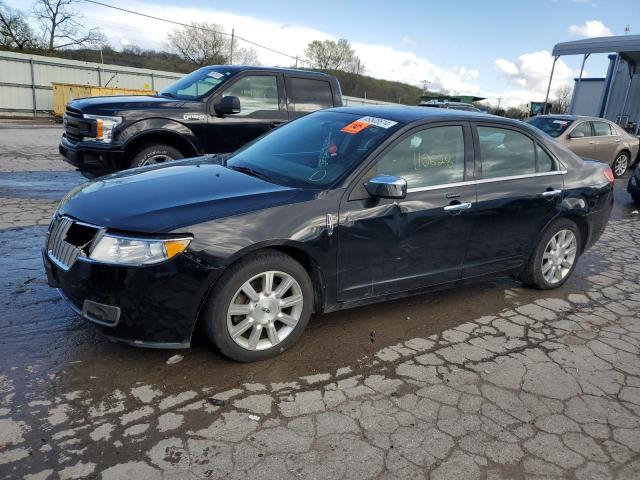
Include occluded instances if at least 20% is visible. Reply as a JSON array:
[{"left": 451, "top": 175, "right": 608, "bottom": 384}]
[
  {"left": 341, "top": 120, "right": 370, "bottom": 134},
  {"left": 341, "top": 116, "right": 398, "bottom": 134},
  {"left": 359, "top": 116, "right": 398, "bottom": 129}
]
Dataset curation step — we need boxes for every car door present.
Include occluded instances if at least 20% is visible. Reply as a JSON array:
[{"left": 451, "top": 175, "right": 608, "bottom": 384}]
[
  {"left": 205, "top": 72, "right": 288, "bottom": 153},
  {"left": 337, "top": 122, "right": 476, "bottom": 302},
  {"left": 463, "top": 124, "right": 564, "bottom": 278},
  {"left": 565, "top": 121, "right": 597, "bottom": 159},
  {"left": 593, "top": 120, "right": 618, "bottom": 163}
]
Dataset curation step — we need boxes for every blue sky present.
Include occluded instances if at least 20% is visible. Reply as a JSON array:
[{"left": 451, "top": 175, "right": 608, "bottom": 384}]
[{"left": 10, "top": 0, "right": 638, "bottom": 106}]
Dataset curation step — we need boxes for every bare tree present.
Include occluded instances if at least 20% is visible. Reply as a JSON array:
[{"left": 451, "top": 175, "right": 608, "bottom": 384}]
[
  {"left": 0, "top": 2, "right": 36, "bottom": 49},
  {"left": 168, "top": 22, "right": 229, "bottom": 66},
  {"left": 33, "top": 0, "right": 105, "bottom": 51},
  {"left": 229, "top": 37, "right": 259, "bottom": 66},
  {"left": 553, "top": 85, "right": 573, "bottom": 114},
  {"left": 304, "top": 39, "right": 362, "bottom": 73}
]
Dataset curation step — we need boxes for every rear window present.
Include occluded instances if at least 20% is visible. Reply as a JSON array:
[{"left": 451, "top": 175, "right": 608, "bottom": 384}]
[
  {"left": 593, "top": 121, "right": 613, "bottom": 136},
  {"left": 526, "top": 117, "right": 572, "bottom": 138},
  {"left": 289, "top": 78, "right": 334, "bottom": 112}
]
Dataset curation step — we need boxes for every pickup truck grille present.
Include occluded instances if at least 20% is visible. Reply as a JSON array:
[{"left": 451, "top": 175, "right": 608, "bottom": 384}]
[
  {"left": 47, "top": 216, "right": 101, "bottom": 271},
  {"left": 63, "top": 107, "right": 94, "bottom": 143}
]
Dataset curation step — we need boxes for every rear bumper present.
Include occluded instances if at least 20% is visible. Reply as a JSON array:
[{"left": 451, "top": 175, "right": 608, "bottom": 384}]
[
  {"left": 59, "top": 136, "right": 125, "bottom": 177},
  {"left": 44, "top": 247, "right": 222, "bottom": 348}
]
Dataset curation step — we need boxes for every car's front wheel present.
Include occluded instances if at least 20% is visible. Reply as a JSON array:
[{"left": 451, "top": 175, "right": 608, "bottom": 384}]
[
  {"left": 520, "top": 218, "right": 581, "bottom": 290},
  {"left": 612, "top": 151, "right": 630, "bottom": 178},
  {"left": 129, "top": 144, "right": 183, "bottom": 169},
  {"left": 203, "top": 251, "right": 313, "bottom": 362}
]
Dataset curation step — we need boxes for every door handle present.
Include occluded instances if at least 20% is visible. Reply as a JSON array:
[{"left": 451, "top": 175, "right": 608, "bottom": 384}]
[
  {"left": 588, "top": 141, "right": 595, "bottom": 144},
  {"left": 444, "top": 202, "right": 472, "bottom": 212},
  {"left": 541, "top": 189, "right": 562, "bottom": 198},
  {"left": 270, "top": 121, "right": 285, "bottom": 128}
]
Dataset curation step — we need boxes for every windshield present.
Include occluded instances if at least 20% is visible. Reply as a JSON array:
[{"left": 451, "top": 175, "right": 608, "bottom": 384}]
[
  {"left": 527, "top": 116, "right": 572, "bottom": 138},
  {"left": 226, "top": 111, "right": 403, "bottom": 188},
  {"left": 159, "top": 67, "right": 235, "bottom": 100}
]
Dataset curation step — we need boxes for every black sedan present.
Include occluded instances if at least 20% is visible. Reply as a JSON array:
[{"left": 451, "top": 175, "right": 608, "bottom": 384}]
[{"left": 43, "top": 106, "right": 614, "bottom": 362}]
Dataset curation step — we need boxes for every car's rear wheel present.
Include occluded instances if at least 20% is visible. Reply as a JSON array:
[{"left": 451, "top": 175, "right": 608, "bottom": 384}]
[
  {"left": 129, "top": 144, "right": 183, "bottom": 169},
  {"left": 203, "top": 250, "right": 313, "bottom": 362},
  {"left": 612, "top": 151, "right": 630, "bottom": 178},
  {"left": 520, "top": 218, "right": 581, "bottom": 290}
]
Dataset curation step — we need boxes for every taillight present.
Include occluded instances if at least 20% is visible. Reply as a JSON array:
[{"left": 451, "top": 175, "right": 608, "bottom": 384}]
[{"left": 603, "top": 167, "right": 614, "bottom": 188}]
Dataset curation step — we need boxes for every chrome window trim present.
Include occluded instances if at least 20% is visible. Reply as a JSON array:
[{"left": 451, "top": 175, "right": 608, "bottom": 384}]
[{"left": 406, "top": 170, "right": 567, "bottom": 194}]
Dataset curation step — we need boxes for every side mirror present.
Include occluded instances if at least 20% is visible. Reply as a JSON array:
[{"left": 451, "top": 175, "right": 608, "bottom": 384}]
[
  {"left": 364, "top": 175, "right": 407, "bottom": 199},
  {"left": 214, "top": 96, "right": 241, "bottom": 116}
]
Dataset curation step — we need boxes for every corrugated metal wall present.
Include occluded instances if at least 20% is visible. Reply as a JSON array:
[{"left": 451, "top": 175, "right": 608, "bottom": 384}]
[
  {"left": 0, "top": 51, "right": 181, "bottom": 117},
  {"left": 0, "top": 51, "right": 396, "bottom": 118},
  {"left": 604, "top": 57, "right": 640, "bottom": 132}
]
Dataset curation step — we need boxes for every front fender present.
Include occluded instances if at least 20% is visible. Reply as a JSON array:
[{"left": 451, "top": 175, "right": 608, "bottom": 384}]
[{"left": 118, "top": 118, "right": 203, "bottom": 153}]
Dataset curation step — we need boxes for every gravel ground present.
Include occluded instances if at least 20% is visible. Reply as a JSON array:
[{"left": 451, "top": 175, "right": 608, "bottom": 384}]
[{"left": 0, "top": 122, "right": 639, "bottom": 480}]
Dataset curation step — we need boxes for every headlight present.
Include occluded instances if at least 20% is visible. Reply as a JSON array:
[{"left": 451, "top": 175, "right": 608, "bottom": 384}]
[
  {"left": 89, "top": 234, "right": 192, "bottom": 266},
  {"left": 83, "top": 114, "right": 122, "bottom": 143}
]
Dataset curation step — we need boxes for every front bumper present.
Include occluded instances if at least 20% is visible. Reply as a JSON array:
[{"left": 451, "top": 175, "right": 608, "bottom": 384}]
[
  {"left": 43, "top": 247, "right": 222, "bottom": 348},
  {"left": 59, "top": 136, "right": 125, "bottom": 177}
]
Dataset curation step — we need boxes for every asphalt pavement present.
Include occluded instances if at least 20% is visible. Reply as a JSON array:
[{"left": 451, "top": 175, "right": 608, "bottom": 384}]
[{"left": 0, "top": 122, "right": 639, "bottom": 480}]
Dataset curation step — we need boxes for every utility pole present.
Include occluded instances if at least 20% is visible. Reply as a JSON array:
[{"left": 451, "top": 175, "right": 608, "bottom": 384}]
[
  {"left": 624, "top": 24, "right": 630, "bottom": 35},
  {"left": 497, "top": 97, "right": 503, "bottom": 109},
  {"left": 420, "top": 80, "right": 430, "bottom": 94},
  {"left": 230, "top": 28, "right": 234, "bottom": 64}
]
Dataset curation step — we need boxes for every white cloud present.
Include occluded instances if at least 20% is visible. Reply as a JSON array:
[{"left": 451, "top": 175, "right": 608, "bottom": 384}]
[
  {"left": 569, "top": 20, "right": 613, "bottom": 38},
  {"left": 72, "top": 1, "right": 481, "bottom": 96},
  {"left": 493, "top": 50, "right": 575, "bottom": 107}
]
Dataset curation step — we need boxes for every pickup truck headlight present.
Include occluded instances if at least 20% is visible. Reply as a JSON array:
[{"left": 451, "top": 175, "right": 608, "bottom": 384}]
[
  {"left": 83, "top": 114, "right": 122, "bottom": 143},
  {"left": 89, "top": 234, "right": 192, "bottom": 266}
]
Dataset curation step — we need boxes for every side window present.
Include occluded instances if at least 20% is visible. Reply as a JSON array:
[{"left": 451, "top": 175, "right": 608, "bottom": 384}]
[
  {"left": 477, "top": 126, "right": 535, "bottom": 179},
  {"left": 593, "top": 121, "right": 613, "bottom": 136},
  {"left": 220, "top": 75, "right": 279, "bottom": 116},
  {"left": 571, "top": 122, "right": 592, "bottom": 138},
  {"left": 374, "top": 126, "right": 465, "bottom": 189},
  {"left": 536, "top": 144, "right": 555, "bottom": 173},
  {"left": 289, "top": 78, "right": 334, "bottom": 112}
]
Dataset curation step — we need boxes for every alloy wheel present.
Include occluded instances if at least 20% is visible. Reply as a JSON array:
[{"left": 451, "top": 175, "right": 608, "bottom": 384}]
[
  {"left": 613, "top": 153, "right": 629, "bottom": 177},
  {"left": 541, "top": 229, "right": 577, "bottom": 284},
  {"left": 141, "top": 154, "right": 172, "bottom": 166},
  {"left": 226, "top": 270, "right": 304, "bottom": 351}
]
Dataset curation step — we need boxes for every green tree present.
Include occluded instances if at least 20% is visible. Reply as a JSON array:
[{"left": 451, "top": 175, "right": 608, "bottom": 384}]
[{"left": 304, "top": 39, "right": 362, "bottom": 73}]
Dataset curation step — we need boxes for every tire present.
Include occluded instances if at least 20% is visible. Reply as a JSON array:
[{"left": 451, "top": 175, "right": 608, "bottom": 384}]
[
  {"left": 612, "top": 151, "right": 630, "bottom": 178},
  {"left": 129, "top": 144, "right": 183, "bottom": 169},
  {"left": 203, "top": 250, "right": 313, "bottom": 362},
  {"left": 520, "top": 218, "right": 581, "bottom": 290}
]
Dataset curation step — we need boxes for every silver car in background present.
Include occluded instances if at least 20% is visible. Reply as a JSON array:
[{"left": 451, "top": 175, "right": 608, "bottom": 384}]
[{"left": 527, "top": 115, "right": 639, "bottom": 177}]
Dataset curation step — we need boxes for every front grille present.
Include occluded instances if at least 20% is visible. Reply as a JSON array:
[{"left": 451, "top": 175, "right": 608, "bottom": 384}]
[
  {"left": 63, "top": 106, "right": 95, "bottom": 143},
  {"left": 47, "top": 216, "right": 100, "bottom": 271}
]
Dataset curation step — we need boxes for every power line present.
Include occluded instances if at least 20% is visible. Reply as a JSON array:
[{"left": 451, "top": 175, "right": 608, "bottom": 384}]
[{"left": 81, "top": 0, "right": 305, "bottom": 64}]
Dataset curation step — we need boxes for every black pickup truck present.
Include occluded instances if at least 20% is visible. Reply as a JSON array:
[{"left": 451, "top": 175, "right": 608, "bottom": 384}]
[{"left": 59, "top": 66, "right": 343, "bottom": 177}]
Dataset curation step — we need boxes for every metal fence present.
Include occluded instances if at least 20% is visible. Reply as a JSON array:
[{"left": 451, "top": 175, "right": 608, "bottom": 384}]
[
  {"left": 0, "top": 50, "right": 397, "bottom": 118},
  {"left": 0, "top": 51, "right": 181, "bottom": 117}
]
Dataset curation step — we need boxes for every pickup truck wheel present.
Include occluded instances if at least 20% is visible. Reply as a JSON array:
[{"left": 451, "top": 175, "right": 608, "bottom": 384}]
[{"left": 129, "top": 144, "right": 183, "bottom": 169}]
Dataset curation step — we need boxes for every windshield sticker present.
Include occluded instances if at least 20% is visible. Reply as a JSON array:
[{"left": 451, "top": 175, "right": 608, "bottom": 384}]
[
  {"left": 341, "top": 120, "right": 370, "bottom": 134},
  {"left": 358, "top": 116, "right": 398, "bottom": 129},
  {"left": 183, "top": 113, "right": 206, "bottom": 121},
  {"left": 207, "top": 71, "right": 224, "bottom": 79}
]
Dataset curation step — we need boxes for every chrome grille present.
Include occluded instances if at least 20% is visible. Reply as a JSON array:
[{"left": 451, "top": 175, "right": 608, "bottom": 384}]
[{"left": 46, "top": 217, "right": 84, "bottom": 271}]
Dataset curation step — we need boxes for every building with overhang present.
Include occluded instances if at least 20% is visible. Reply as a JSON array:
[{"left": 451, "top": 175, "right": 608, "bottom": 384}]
[{"left": 545, "top": 35, "right": 640, "bottom": 134}]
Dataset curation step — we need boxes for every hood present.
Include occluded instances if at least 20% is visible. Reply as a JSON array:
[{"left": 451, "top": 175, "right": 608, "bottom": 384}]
[
  {"left": 69, "top": 95, "right": 191, "bottom": 116},
  {"left": 58, "top": 158, "right": 302, "bottom": 233}
]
